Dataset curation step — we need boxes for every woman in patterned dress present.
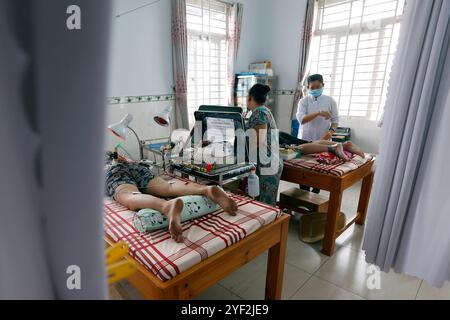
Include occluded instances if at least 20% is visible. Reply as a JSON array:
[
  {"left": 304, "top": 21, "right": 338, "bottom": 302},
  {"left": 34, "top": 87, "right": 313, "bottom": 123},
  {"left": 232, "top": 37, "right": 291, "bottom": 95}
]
[
  {"left": 244, "top": 84, "right": 365, "bottom": 206},
  {"left": 245, "top": 84, "right": 283, "bottom": 206}
]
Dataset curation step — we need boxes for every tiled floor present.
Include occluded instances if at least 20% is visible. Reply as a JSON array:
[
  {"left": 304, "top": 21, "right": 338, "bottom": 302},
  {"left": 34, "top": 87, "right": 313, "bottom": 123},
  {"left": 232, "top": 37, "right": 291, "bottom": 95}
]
[{"left": 109, "top": 181, "right": 450, "bottom": 300}]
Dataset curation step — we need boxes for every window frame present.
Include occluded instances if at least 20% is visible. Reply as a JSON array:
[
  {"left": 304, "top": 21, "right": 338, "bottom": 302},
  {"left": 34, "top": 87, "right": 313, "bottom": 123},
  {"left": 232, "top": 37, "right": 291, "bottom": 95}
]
[
  {"left": 308, "top": 0, "right": 405, "bottom": 121},
  {"left": 186, "top": 0, "right": 231, "bottom": 126}
]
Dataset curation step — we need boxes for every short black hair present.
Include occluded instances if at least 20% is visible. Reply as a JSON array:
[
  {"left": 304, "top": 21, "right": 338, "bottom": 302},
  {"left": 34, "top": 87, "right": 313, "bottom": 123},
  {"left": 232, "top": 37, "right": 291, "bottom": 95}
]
[
  {"left": 249, "top": 84, "right": 271, "bottom": 104},
  {"left": 307, "top": 74, "right": 324, "bottom": 84}
]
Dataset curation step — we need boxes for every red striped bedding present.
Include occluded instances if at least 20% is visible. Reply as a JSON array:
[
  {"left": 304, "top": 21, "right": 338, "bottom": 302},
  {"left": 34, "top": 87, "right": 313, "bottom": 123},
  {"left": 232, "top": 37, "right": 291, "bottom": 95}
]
[
  {"left": 103, "top": 175, "right": 281, "bottom": 281},
  {"left": 285, "top": 154, "right": 373, "bottom": 176}
]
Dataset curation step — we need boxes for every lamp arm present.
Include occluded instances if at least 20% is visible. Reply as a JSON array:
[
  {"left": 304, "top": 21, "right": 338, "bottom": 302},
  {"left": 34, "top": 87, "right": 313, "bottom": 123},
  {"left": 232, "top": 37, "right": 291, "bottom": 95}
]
[
  {"left": 127, "top": 126, "right": 144, "bottom": 160},
  {"left": 168, "top": 116, "right": 172, "bottom": 144}
]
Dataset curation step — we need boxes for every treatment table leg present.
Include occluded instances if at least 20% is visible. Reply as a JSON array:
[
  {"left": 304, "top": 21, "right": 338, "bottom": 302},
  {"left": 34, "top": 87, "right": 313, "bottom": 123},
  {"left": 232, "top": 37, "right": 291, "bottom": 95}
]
[
  {"left": 356, "top": 171, "right": 374, "bottom": 225},
  {"left": 265, "top": 217, "right": 289, "bottom": 300},
  {"left": 322, "top": 186, "right": 343, "bottom": 256}
]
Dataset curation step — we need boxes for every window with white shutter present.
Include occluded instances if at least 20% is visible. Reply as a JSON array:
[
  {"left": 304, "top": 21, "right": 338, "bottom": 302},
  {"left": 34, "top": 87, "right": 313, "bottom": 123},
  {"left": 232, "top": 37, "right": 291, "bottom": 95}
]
[
  {"left": 186, "top": 0, "right": 230, "bottom": 126},
  {"left": 308, "top": 0, "right": 405, "bottom": 121}
]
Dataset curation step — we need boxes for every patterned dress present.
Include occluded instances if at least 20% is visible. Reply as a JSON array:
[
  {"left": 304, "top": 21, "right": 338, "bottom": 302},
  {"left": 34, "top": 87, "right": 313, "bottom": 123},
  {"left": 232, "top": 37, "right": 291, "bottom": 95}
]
[{"left": 247, "top": 106, "right": 283, "bottom": 206}]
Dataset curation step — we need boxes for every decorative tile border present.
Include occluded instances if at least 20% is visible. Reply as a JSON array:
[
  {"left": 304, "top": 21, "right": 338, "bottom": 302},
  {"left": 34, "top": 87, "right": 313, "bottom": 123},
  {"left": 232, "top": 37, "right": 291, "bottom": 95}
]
[
  {"left": 107, "top": 91, "right": 294, "bottom": 105},
  {"left": 108, "top": 94, "right": 175, "bottom": 105},
  {"left": 276, "top": 90, "right": 296, "bottom": 96}
]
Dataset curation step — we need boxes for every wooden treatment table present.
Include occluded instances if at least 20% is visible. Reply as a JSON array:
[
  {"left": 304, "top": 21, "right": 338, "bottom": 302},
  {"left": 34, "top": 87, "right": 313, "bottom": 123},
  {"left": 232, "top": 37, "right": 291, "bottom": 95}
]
[
  {"left": 105, "top": 214, "right": 290, "bottom": 300},
  {"left": 281, "top": 158, "right": 375, "bottom": 256}
]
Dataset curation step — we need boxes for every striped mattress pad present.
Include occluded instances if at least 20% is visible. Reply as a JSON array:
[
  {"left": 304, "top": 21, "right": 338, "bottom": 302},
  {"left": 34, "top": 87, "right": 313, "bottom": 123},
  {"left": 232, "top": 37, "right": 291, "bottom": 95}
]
[
  {"left": 285, "top": 154, "right": 374, "bottom": 176},
  {"left": 103, "top": 175, "right": 281, "bottom": 281}
]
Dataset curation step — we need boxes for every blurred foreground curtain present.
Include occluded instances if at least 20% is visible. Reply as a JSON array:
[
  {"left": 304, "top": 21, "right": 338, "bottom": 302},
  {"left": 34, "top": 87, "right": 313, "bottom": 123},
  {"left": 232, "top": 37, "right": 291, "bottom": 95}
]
[
  {"left": 363, "top": 0, "right": 450, "bottom": 287},
  {"left": 0, "top": 0, "right": 111, "bottom": 298},
  {"left": 171, "top": 0, "right": 190, "bottom": 129},
  {"left": 227, "top": 3, "right": 244, "bottom": 105},
  {"left": 291, "top": 0, "right": 314, "bottom": 120}
]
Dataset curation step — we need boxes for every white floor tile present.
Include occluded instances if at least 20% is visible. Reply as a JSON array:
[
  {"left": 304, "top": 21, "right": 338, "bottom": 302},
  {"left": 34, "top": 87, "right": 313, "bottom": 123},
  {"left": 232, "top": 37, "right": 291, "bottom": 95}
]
[
  {"left": 340, "top": 183, "right": 362, "bottom": 216},
  {"left": 112, "top": 280, "right": 144, "bottom": 300},
  {"left": 286, "top": 214, "right": 302, "bottom": 242},
  {"left": 335, "top": 224, "right": 365, "bottom": 252},
  {"left": 416, "top": 281, "right": 450, "bottom": 300},
  {"left": 195, "top": 284, "right": 242, "bottom": 300},
  {"left": 285, "top": 237, "right": 330, "bottom": 274},
  {"left": 234, "top": 263, "right": 311, "bottom": 300},
  {"left": 219, "top": 253, "right": 268, "bottom": 292},
  {"left": 316, "top": 247, "right": 422, "bottom": 300},
  {"left": 291, "top": 276, "right": 364, "bottom": 300}
]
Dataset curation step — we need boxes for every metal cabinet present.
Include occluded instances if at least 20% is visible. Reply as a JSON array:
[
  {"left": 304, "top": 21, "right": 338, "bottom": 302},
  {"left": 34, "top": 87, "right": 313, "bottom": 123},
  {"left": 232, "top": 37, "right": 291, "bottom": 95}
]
[{"left": 234, "top": 73, "right": 278, "bottom": 121}]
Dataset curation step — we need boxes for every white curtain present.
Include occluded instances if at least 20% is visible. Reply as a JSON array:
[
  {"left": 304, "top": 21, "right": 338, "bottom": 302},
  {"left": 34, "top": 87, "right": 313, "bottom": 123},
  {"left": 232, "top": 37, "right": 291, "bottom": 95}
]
[
  {"left": 172, "top": 0, "right": 190, "bottom": 129},
  {"left": 226, "top": 3, "right": 244, "bottom": 105},
  {"left": 0, "top": 0, "right": 111, "bottom": 299},
  {"left": 291, "top": 0, "right": 315, "bottom": 120},
  {"left": 363, "top": 0, "right": 450, "bottom": 288}
]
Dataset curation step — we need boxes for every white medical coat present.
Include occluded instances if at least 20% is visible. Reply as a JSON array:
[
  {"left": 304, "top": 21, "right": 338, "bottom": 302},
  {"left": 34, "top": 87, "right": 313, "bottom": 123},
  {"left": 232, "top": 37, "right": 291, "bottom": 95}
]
[{"left": 296, "top": 94, "right": 339, "bottom": 141}]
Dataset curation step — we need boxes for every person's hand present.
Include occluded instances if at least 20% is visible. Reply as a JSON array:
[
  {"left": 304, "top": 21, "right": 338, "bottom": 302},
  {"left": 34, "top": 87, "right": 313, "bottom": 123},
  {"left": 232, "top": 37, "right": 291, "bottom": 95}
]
[
  {"left": 117, "top": 155, "right": 129, "bottom": 164},
  {"left": 321, "top": 131, "right": 333, "bottom": 141},
  {"left": 319, "top": 111, "right": 332, "bottom": 120}
]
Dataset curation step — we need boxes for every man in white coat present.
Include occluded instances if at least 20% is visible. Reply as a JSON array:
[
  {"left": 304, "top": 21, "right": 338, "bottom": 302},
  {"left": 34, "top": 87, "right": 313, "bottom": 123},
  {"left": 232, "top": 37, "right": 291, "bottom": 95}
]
[
  {"left": 297, "top": 74, "right": 340, "bottom": 141},
  {"left": 296, "top": 74, "right": 340, "bottom": 193}
]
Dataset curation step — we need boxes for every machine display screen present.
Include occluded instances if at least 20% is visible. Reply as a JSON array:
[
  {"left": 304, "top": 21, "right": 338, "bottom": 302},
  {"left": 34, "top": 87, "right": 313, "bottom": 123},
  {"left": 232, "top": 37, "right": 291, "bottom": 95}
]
[{"left": 205, "top": 117, "right": 235, "bottom": 144}]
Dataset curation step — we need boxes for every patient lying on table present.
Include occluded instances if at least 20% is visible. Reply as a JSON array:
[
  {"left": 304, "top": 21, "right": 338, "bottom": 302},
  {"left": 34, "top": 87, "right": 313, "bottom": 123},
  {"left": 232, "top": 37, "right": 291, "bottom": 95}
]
[
  {"left": 295, "top": 141, "right": 364, "bottom": 161},
  {"left": 105, "top": 154, "right": 238, "bottom": 243},
  {"left": 281, "top": 136, "right": 365, "bottom": 161}
]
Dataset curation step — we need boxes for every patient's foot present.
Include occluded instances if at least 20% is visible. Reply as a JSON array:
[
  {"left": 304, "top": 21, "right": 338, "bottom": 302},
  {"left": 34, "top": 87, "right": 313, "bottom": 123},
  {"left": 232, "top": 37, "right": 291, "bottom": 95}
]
[
  {"left": 206, "top": 186, "right": 238, "bottom": 216},
  {"left": 162, "top": 199, "right": 184, "bottom": 243},
  {"left": 343, "top": 141, "right": 365, "bottom": 158},
  {"left": 329, "top": 144, "right": 350, "bottom": 161}
]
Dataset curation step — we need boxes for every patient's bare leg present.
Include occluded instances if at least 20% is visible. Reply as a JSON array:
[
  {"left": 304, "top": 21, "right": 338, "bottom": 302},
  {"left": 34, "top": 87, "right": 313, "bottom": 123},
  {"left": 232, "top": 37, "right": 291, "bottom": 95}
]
[
  {"left": 145, "top": 177, "right": 238, "bottom": 216},
  {"left": 293, "top": 143, "right": 328, "bottom": 154},
  {"left": 328, "top": 143, "right": 349, "bottom": 161},
  {"left": 314, "top": 140, "right": 337, "bottom": 146},
  {"left": 315, "top": 140, "right": 364, "bottom": 158},
  {"left": 343, "top": 141, "right": 365, "bottom": 157},
  {"left": 293, "top": 142, "right": 350, "bottom": 161},
  {"left": 115, "top": 184, "right": 184, "bottom": 242}
]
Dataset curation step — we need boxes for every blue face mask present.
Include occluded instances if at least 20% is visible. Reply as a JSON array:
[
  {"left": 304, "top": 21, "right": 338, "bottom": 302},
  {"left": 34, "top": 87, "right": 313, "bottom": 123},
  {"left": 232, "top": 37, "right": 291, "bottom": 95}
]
[{"left": 309, "top": 88, "right": 324, "bottom": 98}]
